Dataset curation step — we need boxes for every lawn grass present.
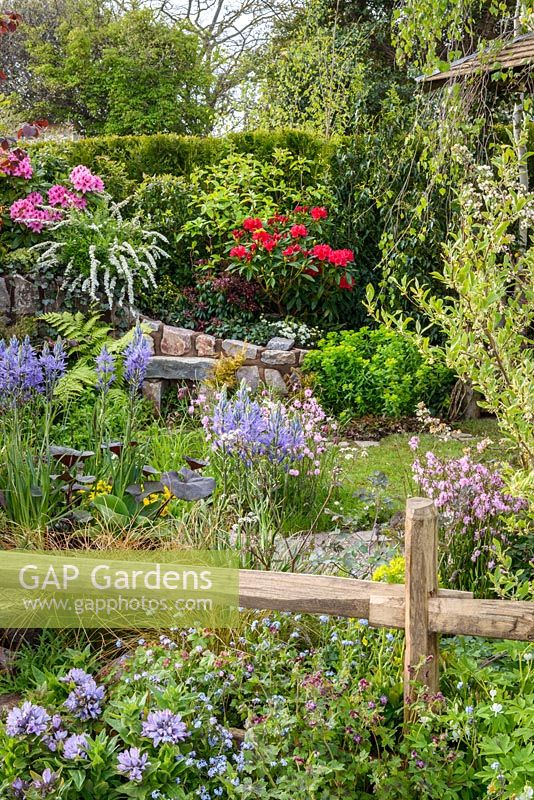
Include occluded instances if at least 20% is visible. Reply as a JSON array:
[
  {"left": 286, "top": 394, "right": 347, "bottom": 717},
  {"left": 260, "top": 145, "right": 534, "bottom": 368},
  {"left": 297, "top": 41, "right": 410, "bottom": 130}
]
[{"left": 337, "top": 419, "right": 502, "bottom": 515}]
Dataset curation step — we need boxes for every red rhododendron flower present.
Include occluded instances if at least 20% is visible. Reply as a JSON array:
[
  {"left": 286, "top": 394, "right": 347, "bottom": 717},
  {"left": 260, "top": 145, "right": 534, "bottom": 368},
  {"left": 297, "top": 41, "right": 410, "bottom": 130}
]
[
  {"left": 268, "top": 214, "right": 290, "bottom": 225},
  {"left": 311, "top": 243, "right": 333, "bottom": 261},
  {"left": 290, "top": 224, "right": 308, "bottom": 239},
  {"left": 339, "top": 274, "right": 355, "bottom": 290},
  {"left": 232, "top": 229, "right": 244, "bottom": 240},
  {"left": 329, "top": 248, "right": 354, "bottom": 267},
  {"left": 282, "top": 244, "right": 301, "bottom": 257},
  {"left": 252, "top": 229, "right": 271, "bottom": 243},
  {"left": 243, "top": 217, "right": 263, "bottom": 232},
  {"left": 230, "top": 245, "right": 249, "bottom": 260},
  {"left": 294, "top": 205, "right": 309, "bottom": 213},
  {"left": 262, "top": 236, "right": 278, "bottom": 252},
  {"left": 310, "top": 206, "right": 328, "bottom": 221}
]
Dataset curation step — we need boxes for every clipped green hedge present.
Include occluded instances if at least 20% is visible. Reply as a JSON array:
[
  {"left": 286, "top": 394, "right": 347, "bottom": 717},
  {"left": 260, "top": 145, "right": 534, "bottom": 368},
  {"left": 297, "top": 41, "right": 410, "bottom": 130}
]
[{"left": 30, "top": 129, "right": 339, "bottom": 183}]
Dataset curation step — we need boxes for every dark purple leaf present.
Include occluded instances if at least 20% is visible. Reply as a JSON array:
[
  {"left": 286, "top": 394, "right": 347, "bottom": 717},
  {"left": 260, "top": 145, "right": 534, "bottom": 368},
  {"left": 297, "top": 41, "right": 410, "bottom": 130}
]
[
  {"left": 185, "top": 456, "right": 208, "bottom": 471},
  {"left": 161, "top": 469, "right": 215, "bottom": 501}
]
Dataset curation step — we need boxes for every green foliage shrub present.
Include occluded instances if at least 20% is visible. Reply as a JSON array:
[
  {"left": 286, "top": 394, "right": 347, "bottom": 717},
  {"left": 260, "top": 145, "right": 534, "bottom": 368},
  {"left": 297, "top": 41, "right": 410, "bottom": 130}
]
[
  {"left": 133, "top": 174, "right": 194, "bottom": 287},
  {"left": 303, "top": 326, "right": 455, "bottom": 418}
]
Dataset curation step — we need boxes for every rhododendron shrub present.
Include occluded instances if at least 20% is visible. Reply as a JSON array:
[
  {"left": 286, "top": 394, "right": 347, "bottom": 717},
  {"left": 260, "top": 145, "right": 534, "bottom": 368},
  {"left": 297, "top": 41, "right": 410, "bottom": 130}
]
[
  {"left": 0, "top": 149, "right": 104, "bottom": 262},
  {"left": 9, "top": 165, "right": 105, "bottom": 233},
  {"left": 226, "top": 206, "right": 356, "bottom": 319}
]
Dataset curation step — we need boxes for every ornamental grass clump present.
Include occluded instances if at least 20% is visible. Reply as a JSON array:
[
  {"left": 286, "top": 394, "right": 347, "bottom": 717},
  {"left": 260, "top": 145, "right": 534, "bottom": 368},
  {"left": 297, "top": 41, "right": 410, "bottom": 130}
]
[{"left": 410, "top": 442, "right": 529, "bottom": 592}]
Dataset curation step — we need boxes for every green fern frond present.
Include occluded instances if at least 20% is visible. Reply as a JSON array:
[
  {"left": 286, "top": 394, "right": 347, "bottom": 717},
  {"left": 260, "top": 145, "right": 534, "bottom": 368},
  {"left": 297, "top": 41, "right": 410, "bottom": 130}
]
[
  {"left": 107, "top": 324, "right": 150, "bottom": 354},
  {"left": 53, "top": 364, "right": 97, "bottom": 402},
  {"left": 41, "top": 310, "right": 112, "bottom": 358}
]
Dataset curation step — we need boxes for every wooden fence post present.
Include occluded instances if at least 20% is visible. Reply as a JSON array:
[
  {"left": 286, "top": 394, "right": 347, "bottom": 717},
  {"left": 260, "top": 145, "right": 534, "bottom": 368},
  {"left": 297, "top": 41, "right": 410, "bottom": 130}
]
[{"left": 404, "top": 497, "right": 439, "bottom": 719}]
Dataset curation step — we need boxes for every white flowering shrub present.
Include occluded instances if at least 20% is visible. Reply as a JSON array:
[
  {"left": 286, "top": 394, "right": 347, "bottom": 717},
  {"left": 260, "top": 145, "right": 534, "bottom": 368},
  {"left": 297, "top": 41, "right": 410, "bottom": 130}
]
[{"left": 31, "top": 197, "right": 168, "bottom": 310}]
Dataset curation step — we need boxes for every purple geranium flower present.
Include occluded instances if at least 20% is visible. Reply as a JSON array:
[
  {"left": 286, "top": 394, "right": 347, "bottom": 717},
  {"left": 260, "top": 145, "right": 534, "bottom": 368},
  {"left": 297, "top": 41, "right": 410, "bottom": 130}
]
[
  {"left": 123, "top": 324, "right": 151, "bottom": 393},
  {"left": 6, "top": 702, "right": 50, "bottom": 737},
  {"left": 142, "top": 709, "right": 189, "bottom": 746},
  {"left": 63, "top": 733, "right": 88, "bottom": 760},
  {"left": 117, "top": 747, "right": 150, "bottom": 782}
]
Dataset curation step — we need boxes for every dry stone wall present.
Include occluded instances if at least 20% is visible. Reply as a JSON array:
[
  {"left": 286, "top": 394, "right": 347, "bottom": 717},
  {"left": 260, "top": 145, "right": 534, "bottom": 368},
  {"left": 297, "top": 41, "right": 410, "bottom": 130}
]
[
  {"left": 0, "top": 275, "right": 40, "bottom": 323},
  {"left": 143, "top": 319, "right": 309, "bottom": 408}
]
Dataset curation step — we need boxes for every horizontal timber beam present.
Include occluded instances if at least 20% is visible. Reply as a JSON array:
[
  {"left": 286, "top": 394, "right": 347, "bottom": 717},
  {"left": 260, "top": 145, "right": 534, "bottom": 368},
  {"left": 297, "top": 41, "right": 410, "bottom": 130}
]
[{"left": 238, "top": 570, "right": 534, "bottom": 642}]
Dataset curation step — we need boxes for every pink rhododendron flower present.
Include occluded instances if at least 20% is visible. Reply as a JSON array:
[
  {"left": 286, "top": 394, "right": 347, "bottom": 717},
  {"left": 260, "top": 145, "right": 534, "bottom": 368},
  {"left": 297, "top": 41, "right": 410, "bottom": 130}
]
[
  {"left": 26, "top": 192, "right": 44, "bottom": 205},
  {"left": 48, "top": 184, "right": 87, "bottom": 209},
  {"left": 13, "top": 157, "right": 33, "bottom": 179},
  {"left": 0, "top": 152, "right": 33, "bottom": 179},
  {"left": 9, "top": 197, "right": 34, "bottom": 220},
  {"left": 10, "top": 197, "right": 60, "bottom": 233},
  {"left": 69, "top": 165, "right": 104, "bottom": 194}
]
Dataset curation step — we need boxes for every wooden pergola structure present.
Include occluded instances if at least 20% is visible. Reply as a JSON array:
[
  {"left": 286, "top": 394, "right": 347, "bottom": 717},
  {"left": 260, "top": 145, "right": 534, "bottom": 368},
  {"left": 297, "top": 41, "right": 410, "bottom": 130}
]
[
  {"left": 416, "top": 29, "right": 534, "bottom": 226},
  {"left": 416, "top": 31, "right": 534, "bottom": 91}
]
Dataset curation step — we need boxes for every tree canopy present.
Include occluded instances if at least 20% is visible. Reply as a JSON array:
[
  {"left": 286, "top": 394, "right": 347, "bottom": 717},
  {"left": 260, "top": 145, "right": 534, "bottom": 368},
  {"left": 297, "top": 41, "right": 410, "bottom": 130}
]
[{"left": 6, "top": 3, "right": 215, "bottom": 135}]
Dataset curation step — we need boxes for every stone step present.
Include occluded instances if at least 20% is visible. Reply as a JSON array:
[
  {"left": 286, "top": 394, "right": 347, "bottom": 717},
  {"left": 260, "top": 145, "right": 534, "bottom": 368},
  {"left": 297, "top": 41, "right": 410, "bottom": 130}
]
[{"left": 146, "top": 356, "right": 214, "bottom": 381}]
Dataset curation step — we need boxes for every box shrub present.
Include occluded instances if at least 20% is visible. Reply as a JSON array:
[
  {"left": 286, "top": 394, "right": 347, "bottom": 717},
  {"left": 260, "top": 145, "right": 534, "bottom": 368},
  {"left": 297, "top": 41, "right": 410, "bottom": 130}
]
[{"left": 303, "top": 326, "right": 455, "bottom": 418}]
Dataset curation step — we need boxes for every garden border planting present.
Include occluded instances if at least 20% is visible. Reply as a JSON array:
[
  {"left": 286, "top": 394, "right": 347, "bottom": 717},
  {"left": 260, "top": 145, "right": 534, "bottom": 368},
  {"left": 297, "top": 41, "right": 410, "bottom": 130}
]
[{"left": 238, "top": 497, "right": 534, "bottom": 719}]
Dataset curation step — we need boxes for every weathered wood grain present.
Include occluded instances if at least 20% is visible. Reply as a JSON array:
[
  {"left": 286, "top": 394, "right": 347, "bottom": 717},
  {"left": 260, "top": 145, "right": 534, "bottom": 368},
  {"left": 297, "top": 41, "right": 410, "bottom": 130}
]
[
  {"left": 238, "top": 570, "right": 533, "bottom": 642},
  {"left": 404, "top": 497, "right": 439, "bottom": 710}
]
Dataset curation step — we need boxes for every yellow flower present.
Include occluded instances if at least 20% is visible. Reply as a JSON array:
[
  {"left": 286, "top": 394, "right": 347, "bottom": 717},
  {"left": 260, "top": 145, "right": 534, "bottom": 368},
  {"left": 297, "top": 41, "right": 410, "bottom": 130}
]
[
  {"left": 143, "top": 485, "right": 173, "bottom": 516},
  {"left": 87, "top": 481, "right": 113, "bottom": 501}
]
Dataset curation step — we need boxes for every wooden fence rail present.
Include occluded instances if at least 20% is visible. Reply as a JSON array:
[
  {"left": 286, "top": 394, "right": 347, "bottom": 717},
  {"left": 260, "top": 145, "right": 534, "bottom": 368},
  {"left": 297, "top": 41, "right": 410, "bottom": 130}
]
[{"left": 238, "top": 497, "right": 534, "bottom": 714}]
